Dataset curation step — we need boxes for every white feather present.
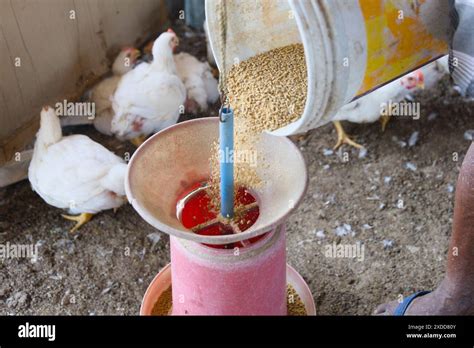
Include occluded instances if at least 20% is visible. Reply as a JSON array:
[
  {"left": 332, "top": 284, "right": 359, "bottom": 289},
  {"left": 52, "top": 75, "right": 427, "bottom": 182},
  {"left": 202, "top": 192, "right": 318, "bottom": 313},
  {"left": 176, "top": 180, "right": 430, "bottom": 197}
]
[
  {"left": 60, "top": 50, "right": 135, "bottom": 135},
  {"left": 174, "top": 52, "right": 219, "bottom": 111},
  {"left": 334, "top": 56, "right": 449, "bottom": 124},
  {"left": 111, "top": 32, "right": 186, "bottom": 140},
  {"left": 29, "top": 107, "right": 127, "bottom": 214},
  {"left": 333, "top": 77, "right": 409, "bottom": 123}
]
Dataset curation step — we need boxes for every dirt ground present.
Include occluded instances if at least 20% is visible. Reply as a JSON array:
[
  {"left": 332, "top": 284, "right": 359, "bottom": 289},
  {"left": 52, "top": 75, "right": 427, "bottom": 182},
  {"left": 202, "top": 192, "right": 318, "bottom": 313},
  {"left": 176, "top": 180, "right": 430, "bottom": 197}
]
[{"left": 1, "top": 25, "right": 473, "bottom": 315}]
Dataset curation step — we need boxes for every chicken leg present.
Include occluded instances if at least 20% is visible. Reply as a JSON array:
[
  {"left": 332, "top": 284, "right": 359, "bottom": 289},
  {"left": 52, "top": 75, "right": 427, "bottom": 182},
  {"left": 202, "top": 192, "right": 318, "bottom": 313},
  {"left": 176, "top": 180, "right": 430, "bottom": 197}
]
[
  {"left": 333, "top": 121, "right": 363, "bottom": 150},
  {"left": 61, "top": 213, "right": 94, "bottom": 233},
  {"left": 380, "top": 115, "right": 391, "bottom": 132},
  {"left": 130, "top": 135, "right": 147, "bottom": 147},
  {"left": 380, "top": 102, "right": 396, "bottom": 132}
]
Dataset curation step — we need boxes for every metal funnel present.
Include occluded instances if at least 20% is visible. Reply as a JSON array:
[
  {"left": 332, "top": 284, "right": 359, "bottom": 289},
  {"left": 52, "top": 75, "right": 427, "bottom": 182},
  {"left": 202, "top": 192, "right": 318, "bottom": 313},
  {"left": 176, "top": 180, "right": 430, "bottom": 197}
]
[{"left": 126, "top": 118, "right": 307, "bottom": 245}]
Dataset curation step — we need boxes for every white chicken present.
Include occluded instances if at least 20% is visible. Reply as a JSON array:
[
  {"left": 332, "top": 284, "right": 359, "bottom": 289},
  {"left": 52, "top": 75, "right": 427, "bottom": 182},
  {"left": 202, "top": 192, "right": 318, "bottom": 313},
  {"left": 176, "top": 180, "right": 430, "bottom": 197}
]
[
  {"left": 29, "top": 106, "right": 127, "bottom": 233},
  {"left": 60, "top": 47, "right": 141, "bottom": 135},
  {"left": 332, "top": 56, "right": 449, "bottom": 149},
  {"left": 418, "top": 55, "right": 449, "bottom": 89},
  {"left": 90, "top": 47, "right": 141, "bottom": 136},
  {"left": 142, "top": 37, "right": 219, "bottom": 113},
  {"left": 174, "top": 52, "right": 220, "bottom": 113},
  {"left": 111, "top": 30, "right": 186, "bottom": 145}
]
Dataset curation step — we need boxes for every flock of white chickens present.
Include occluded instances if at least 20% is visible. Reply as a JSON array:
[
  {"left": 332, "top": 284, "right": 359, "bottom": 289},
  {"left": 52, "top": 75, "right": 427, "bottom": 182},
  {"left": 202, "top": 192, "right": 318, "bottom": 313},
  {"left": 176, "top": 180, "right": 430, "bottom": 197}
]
[
  {"left": 29, "top": 29, "right": 219, "bottom": 232},
  {"left": 25, "top": 27, "right": 451, "bottom": 233}
]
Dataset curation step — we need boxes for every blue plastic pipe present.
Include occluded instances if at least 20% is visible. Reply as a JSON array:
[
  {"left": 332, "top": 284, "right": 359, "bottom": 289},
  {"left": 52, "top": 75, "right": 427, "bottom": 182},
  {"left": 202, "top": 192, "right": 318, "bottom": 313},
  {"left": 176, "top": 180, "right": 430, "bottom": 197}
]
[{"left": 219, "top": 107, "right": 234, "bottom": 218}]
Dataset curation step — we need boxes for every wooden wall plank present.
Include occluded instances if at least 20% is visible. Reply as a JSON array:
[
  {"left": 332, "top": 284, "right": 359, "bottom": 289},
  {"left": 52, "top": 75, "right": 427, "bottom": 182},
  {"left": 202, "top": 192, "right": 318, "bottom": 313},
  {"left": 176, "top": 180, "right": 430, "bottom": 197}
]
[{"left": 0, "top": 0, "right": 168, "bottom": 164}]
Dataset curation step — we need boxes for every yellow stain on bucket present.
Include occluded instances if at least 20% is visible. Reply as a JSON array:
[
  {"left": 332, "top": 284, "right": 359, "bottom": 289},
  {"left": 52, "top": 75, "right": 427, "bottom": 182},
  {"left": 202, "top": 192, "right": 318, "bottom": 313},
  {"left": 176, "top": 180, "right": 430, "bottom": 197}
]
[{"left": 358, "top": 0, "right": 447, "bottom": 94}]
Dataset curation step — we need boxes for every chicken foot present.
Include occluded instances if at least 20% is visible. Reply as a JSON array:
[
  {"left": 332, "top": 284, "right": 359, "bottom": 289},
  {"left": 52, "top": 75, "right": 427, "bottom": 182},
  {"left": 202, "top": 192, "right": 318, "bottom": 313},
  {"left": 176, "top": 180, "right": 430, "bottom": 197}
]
[
  {"left": 380, "top": 115, "right": 391, "bottom": 132},
  {"left": 61, "top": 213, "right": 94, "bottom": 233},
  {"left": 130, "top": 135, "right": 147, "bottom": 147},
  {"left": 333, "top": 121, "right": 363, "bottom": 150},
  {"left": 380, "top": 102, "right": 395, "bottom": 132}
]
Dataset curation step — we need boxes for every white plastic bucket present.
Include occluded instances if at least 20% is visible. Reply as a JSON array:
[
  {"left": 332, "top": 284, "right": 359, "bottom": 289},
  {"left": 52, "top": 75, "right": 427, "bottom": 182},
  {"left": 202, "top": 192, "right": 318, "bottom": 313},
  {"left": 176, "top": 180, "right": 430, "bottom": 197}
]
[{"left": 205, "top": 0, "right": 450, "bottom": 135}]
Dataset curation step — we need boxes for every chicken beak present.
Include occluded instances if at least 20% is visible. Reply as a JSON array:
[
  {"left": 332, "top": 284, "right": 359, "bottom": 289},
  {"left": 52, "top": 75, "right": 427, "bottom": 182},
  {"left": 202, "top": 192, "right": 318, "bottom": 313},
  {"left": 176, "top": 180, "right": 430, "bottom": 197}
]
[{"left": 417, "top": 81, "right": 425, "bottom": 90}]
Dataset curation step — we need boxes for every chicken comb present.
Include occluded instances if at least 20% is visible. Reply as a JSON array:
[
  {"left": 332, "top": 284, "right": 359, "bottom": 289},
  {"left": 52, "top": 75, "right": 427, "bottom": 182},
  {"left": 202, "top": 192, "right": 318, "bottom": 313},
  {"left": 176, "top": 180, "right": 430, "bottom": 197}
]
[
  {"left": 167, "top": 28, "right": 175, "bottom": 34},
  {"left": 415, "top": 70, "right": 424, "bottom": 83}
]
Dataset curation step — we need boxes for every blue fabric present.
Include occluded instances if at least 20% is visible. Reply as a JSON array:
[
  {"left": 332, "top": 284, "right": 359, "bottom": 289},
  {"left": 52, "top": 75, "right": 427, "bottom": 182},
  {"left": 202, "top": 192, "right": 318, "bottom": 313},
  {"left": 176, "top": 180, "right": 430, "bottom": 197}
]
[
  {"left": 185, "top": 0, "right": 205, "bottom": 29},
  {"left": 165, "top": 0, "right": 205, "bottom": 29},
  {"left": 394, "top": 291, "right": 431, "bottom": 316}
]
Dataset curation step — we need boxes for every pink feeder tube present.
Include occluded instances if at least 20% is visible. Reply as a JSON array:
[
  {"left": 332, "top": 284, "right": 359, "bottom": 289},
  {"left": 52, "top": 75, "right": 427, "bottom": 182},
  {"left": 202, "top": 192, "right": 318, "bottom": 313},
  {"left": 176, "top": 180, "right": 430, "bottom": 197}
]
[
  {"left": 125, "top": 118, "right": 308, "bottom": 316},
  {"left": 170, "top": 226, "right": 287, "bottom": 315}
]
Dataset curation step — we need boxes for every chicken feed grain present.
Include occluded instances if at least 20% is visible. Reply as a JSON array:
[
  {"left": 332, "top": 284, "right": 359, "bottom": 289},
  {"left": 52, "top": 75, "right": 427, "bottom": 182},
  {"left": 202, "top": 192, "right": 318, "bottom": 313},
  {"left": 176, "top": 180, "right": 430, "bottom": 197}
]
[
  {"left": 209, "top": 43, "right": 307, "bottom": 211},
  {"left": 150, "top": 284, "right": 307, "bottom": 315},
  {"left": 287, "top": 284, "right": 307, "bottom": 316},
  {"left": 151, "top": 286, "right": 172, "bottom": 315},
  {"left": 227, "top": 43, "right": 307, "bottom": 133}
]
